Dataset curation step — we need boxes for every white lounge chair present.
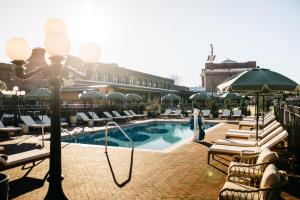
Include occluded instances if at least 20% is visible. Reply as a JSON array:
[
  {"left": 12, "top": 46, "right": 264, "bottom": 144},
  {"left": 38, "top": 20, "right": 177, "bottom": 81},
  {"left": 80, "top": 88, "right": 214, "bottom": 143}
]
[
  {"left": 112, "top": 111, "right": 131, "bottom": 120},
  {"left": 242, "top": 111, "right": 273, "bottom": 121},
  {"left": 232, "top": 110, "right": 242, "bottom": 119},
  {"left": 216, "top": 126, "right": 283, "bottom": 147},
  {"left": 103, "top": 112, "right": 127, "bottom": 121},
  {"left": 221, "top": 109, "right": 231, "bottom": 119},
  {"left": 207, "top": 130, "right": 288, "bottom": 164},
  {"left": 88, "top": 112, "right": 112, "bottom": 122},
  {"left": 77, "top": 112, "right": 106, "bottom": 123},
  {"left": 201, "top": 110, "right": 211, "bottom": 118},
  {"left": 0, "top": 120, "right": 22, "bottom": 135},
  {"left": 226, "top": 121, "right": 281, "bottom": 139},
  {"left": 0, "top": 149, "right": 49, "bottom": 171},
  {"left": 124, "top": 110, "right": 139, "bottom": 119},
  {"left": 239, "top": 114, "right": 276, "bottom": 130},
  {"left": 219, "top": 164, "right": 288, "bottom": 200},
  {"left": 38, "top": 115, "right": 68, "bottom": 127},
  {"left": 128, "top": 110, "right": 144, "bottom": 118},
  {"left": 160, "top": 109, "right": 172, "bottom": 117},
  {"left": 20, "top": 116, "right": 50, "bottom": 128},
  {"left": 170, "top": 109, "right": 182, "bottom": 118}
]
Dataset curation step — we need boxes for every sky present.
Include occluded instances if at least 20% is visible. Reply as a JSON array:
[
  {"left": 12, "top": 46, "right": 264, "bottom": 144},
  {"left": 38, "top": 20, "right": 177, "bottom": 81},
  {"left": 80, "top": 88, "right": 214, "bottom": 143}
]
[{"left": 0, "top": 0, "right": 300, "bottom": 87}]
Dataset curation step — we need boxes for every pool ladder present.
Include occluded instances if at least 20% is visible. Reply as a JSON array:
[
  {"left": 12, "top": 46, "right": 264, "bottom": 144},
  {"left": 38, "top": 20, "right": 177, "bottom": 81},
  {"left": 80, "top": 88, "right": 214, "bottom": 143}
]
[
  {"left": 104, "top": 121, "right": 133, "bottom": 153},
  {"left": 61, "top": 128, "right": 77, "bottom": 143}
]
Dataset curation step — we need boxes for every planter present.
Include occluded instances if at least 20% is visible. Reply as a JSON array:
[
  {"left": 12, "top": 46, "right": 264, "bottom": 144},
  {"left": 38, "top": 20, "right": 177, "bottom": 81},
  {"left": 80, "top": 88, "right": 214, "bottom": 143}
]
[
  {"left": 148, "top": 111, "right": 159, "bottom": 118},
  {"left": 0, "top": 173, "right": 9, "bottom": 200},
  {"left": 69, "top": 115, "right": 77, "bottom": 126},
  {"left": 88, "top": 119, "right": 94, "bottom": 127},
  {"left": 143, "top": 111, "right": 148, "bottom": 117}
]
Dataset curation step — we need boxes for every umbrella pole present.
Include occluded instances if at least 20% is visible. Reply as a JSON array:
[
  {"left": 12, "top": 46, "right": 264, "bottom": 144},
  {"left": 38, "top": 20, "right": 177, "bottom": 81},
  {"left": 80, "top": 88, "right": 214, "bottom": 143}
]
[{"left": 256, "top": 92, "right": 259, "bottom": 145}]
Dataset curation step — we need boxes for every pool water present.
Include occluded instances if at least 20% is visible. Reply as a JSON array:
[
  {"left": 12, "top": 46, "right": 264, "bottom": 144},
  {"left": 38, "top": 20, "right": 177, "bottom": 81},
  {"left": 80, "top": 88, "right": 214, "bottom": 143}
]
[{"left": 63, "top": 122, "right": 215, "bottom": 151}]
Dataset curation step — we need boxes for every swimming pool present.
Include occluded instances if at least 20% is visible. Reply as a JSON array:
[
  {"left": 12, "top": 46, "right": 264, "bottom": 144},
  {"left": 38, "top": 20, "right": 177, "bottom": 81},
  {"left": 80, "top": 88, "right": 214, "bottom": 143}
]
[{"left": 63, "top": 121, "right": 216, "bottom": 151}]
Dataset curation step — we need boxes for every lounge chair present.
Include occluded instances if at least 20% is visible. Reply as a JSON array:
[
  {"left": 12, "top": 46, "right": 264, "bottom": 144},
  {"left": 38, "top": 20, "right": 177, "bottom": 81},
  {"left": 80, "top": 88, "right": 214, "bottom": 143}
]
[
  {"left": 77, "top": 112, "right": 107, "bottom": 123},
  {"left": 0, "top": 120, "right": 22, "bottom": 135},
  {"left": 103, "top": 112, "right": 127, "bottom": 122},
  {"left": 170, "top": 109, "right": 182, "bottom": 118},
  {"left": 219, "top": 164, "right": 288, "bottom": 200},
  {"left": 38, "top": 115, "right": 68, "bottom": 127},
  {"left": 239, "top": 114, "right": 276, "bottom": 130},
  {"left": 216, "top": 126, "right": 283, "bottom": 147},
  {"left": 220, "top": 109, "right": 231, "bottom": 119},
  {"left": 225, "top": 121, "right": 281, "bottom": 139},
  {"left": 160, "top": 109, "right": 172, "bottom": 118},
  {"left": 112, "top": 111, "right": 131, "bottom": 120},
  {"left": 232, "top": 110, "right": 242, "bottom": 119},
  {"left": 124, "top": 110, "right": 139, "bottom": 119},
  {"left": 128, "top": 110, "right": 144, "bottom": 118},
  {"left": 201, "top": 110, "right": 211, "bottom": 118},
  {"left": 207, "top": 130, "right": 288, "bottom": 164},
  {"left": 0, "top": 148, "right": 49, "bottom": 171},
  {"left": 242, "top": 111, "right": 273, "bottom": 121},
  {"left": 20, "top": 115, "right": 50, "bottom": 128},
  {"left": 88, "top": 112, "right": 112, "bottom": 122},
  {"left": 228, "top": 148, "right": 278, "bottom": 175}
]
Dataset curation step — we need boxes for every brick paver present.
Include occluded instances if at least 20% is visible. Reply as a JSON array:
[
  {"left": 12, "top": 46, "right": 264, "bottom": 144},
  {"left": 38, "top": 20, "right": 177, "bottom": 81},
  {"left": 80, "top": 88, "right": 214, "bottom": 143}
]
[{"left": 1, "top": 122, "right": 298, "bottom": 199}]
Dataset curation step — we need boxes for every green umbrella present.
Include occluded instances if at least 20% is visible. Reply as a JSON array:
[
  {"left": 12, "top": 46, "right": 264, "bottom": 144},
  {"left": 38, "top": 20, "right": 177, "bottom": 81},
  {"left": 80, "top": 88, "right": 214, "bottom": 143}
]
[
  {"left": 220, "top": 93, "right": 241, "bottom": 99},
  {"left": 217, "top": 67, "right": 299, "bottom": 143},
  {"left": 0, "top": 80, "right": 7, "bottom": 91},
  {"left": 25, "top": 88, "right": 51, "bottom": 100},
  {"left": 106, "top": 92, "right": 126, "bottom": 101},
  {"left": 189, "top": 92, "right": 211, "bottom": 100},
  {"left": 161, "top": 93, "right": 181, "bottom": 101},
  {"left": 126, "top": 93, "right": 143, "bottom": 101}
]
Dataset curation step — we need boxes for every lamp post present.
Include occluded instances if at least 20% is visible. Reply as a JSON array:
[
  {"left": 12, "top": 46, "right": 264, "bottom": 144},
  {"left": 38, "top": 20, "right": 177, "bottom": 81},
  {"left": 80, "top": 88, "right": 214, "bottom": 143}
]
[{"left": 5, "top": 18, "right": 101, "bottom": 199}]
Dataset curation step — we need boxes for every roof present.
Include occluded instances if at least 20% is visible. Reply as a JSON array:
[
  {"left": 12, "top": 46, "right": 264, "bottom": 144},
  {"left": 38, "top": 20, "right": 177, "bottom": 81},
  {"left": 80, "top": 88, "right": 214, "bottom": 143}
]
[{"left": 222, "top": 58, "right": 237, "bottom": 63}]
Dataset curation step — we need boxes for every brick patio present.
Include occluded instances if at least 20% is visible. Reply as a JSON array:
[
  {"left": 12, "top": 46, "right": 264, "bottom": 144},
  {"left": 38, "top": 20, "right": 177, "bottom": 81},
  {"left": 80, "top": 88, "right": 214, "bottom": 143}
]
[{"left": 1, "top": 122, "right": 299, "bottom": 199}]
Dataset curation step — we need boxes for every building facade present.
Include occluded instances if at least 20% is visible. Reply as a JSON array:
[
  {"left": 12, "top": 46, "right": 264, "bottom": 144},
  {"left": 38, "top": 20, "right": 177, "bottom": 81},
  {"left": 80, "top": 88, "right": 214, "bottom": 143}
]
[{"left": 201, "top": 59, "right": 256, "bottom": 93}]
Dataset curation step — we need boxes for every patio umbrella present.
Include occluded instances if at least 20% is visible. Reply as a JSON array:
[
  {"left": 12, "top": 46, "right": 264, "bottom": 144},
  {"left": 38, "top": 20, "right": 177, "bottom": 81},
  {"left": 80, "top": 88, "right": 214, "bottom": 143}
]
[
  {"left": 106, "top": 92, "right": 126, "bottom": 110},
  {"left": 126, "top": 93, "right": 143, "bottom": 101},
  {"left": 217, "top": 67, "right": 299, "bottom": 143},
  {"left": 189, "top": 92, "right": 211, "bottom": 109},
  {"left": 0, "top": 80, "right": 7, "bottom": 91},
  {"left": 161, "top": 93, "right": 181, "bottom": 108},
  {"left": 25, "top": 88, "right": 51, "bottom": 101},
  {"left": 220, "top": 93, "right": 241, "bottom": 99},
  {"left": 80, "top": 90, "right": 106, "bottom": 123}
]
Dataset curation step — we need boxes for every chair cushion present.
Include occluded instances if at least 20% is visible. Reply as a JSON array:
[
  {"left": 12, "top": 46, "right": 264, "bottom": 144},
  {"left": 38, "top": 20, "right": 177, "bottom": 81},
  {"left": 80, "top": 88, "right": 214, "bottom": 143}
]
[
  {"left": 228, "top": 161, "right": 259, "bottom": 174},
  {"left": 220, "top": 181, "right": 260, "bottom": 200},
  {"left": 256, "top": 148, "right": 278, "bottom": 171},
  {"left": 260, "top": 164, "right": 281, "bottom": 200}
]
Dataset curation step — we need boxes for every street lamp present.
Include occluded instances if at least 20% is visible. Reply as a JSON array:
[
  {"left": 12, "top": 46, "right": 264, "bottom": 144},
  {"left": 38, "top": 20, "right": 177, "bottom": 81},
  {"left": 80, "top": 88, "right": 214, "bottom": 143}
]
[{"left": 5, "top": 18, "right": 101, "bottom": 199}]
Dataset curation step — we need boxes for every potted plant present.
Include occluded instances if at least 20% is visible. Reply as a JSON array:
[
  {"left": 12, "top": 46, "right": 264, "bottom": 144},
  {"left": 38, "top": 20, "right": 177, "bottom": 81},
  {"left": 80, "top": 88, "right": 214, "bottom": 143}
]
[
  {"left": 69, "top": 108, "right": 77, "bottom": 126},
  {"left": 145, "top": 103, "right": 159, "bottom": 118}
]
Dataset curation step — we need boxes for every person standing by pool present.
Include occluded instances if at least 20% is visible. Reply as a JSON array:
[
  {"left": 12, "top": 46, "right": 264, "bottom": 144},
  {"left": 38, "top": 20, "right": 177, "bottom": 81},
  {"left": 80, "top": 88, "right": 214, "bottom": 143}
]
[{"left": 190, "top": 109, "right": 205, "bottom": 142}]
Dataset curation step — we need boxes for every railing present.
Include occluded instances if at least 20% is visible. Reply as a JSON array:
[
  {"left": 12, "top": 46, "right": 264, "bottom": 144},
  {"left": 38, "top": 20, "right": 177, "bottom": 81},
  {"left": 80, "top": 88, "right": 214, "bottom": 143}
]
[
  {"left": 104, "top": 121, "right": 133, "bottom": 153},
  {"left": 274, "top": 104, "right": 300, "bottom": 164},
  {"left": 61, "top": 128, "right": 77, "bottom": 143}
]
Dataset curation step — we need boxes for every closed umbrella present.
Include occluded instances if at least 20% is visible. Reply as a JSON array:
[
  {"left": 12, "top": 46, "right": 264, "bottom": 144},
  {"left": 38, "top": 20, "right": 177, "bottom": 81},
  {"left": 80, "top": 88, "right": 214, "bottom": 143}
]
[{"left": 217, "top": 67, "right": 299, "bottom": 144}]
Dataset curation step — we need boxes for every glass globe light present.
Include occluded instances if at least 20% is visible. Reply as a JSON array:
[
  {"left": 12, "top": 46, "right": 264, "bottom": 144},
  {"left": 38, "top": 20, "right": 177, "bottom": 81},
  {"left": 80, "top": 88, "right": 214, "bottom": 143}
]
[
  {"left": 20, "top": 91, "right": 26, "bottom": 96},
  {"left": 13, "top": 86, "right": 19, "bottom": 91},
  {"left": 11, "top": 91, "right": 16, "bottom": 95},
  {"left": 44, "top": 32, "right": 70, "bottom": 56},
  {"left": 78, "top": 93, "right": 82, "bottom": 98},
  {"left": 5, "top": 37, "right": 32, "bottom": 61},
  {"left": 79, "top": 43, "right": 101, "bottom": 63},
  {"left": 44, "top": 18, "right": 68, "bottom": 35}
]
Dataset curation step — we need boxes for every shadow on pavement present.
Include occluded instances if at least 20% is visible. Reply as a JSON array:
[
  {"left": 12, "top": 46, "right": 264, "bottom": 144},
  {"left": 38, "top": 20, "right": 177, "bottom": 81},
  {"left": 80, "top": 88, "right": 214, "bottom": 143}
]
[{"left": 9, "top": 177, "right": 45, "bottom": 199}]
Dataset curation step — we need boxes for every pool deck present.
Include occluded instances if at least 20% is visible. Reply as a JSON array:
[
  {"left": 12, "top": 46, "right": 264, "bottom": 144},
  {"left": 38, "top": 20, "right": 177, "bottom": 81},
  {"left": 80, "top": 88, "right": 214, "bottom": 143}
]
[{"left": 0, "top": 119, "right": 299, "bottom": 199}]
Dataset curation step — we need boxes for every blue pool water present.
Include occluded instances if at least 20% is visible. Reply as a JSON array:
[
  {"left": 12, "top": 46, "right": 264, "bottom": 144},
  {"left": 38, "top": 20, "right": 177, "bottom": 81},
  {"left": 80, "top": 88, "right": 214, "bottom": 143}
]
[{"left": 63, "top": 122, "right": 215, "bottom": 150}]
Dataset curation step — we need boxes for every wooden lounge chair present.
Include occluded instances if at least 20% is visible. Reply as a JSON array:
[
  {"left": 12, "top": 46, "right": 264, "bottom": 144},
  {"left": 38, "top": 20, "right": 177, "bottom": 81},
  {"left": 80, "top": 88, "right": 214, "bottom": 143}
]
[
  {"left": 112, "top": 111, "right": 131, "bottom": 121},
  {"left": 220, "top": 109, "right": 231, "bottom": 119},
  {"left": 239, "top": 114, "right": 276, "bottom": 130},
  {"left": 0, "top": 120, "right": 22, "bottom": 136},
  {"left": 228, "top": 148, "right": 278, "bottom": 175},
  {"left": 207, "top": 130, "right": 288, "bottom": 164},
  {"left": 219, "top": 164, "right": 288, "bottom": 200},
  {"left": 77, "top": 112, "right": 107, "bottom": 124},
  {"left": 129, "top": 110, "right": 144, "bottom": 118},
  {"left": 225, "top": 121, "right": 281, "bottom": 139},
  {"left": 38, "top": 115, "right": 68, "bottom": 127},
  {"left": 217, "top": 126, "right": 283, "bottom": 147},
  {"left": 232, "top": 110, "right": 242, "bottom": 119},
  {"left": 160, "top": 109, "right": 172, "bottom": 118},
  {"left": 201, "top": 110, "right": 211, "bottom": 118},
  {"left": 0, "top": 148, "right": 49, "bottom": 171},
  {"left": 20, "top": 116, "right": 50, "bottom": 128}
]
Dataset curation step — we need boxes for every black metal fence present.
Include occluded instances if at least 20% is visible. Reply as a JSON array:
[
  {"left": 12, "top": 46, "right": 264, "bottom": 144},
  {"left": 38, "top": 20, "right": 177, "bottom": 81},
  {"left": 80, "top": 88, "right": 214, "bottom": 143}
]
[{"left": 274, "top": 104, "right": 300, "bottom": 164}]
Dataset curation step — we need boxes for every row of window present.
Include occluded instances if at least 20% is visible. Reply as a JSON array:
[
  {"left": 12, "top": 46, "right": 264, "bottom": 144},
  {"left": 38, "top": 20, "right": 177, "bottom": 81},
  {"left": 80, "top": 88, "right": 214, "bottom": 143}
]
[{"left": 92, "top": 72, "right": 173, "bottom": 89}]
